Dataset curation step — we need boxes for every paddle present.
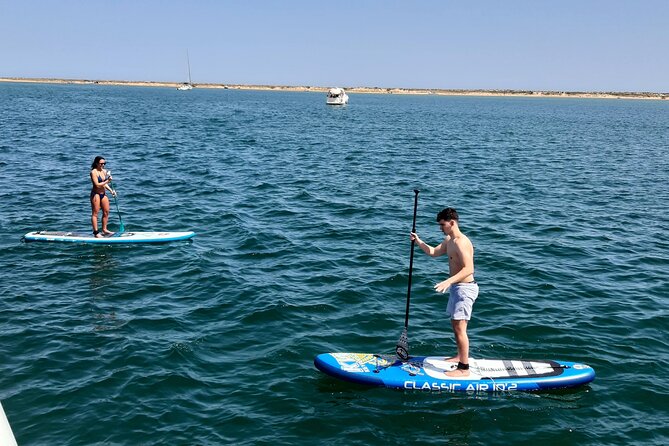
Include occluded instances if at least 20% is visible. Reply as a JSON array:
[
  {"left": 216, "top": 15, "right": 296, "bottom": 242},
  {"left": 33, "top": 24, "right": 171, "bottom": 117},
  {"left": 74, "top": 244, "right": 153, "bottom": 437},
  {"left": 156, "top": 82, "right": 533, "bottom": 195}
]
[
  {"left": 396, "top": 189, "right": 419, "bottom": 361},
  {"left": 108, "top": 174, "right": 125, "bottom": 233}
]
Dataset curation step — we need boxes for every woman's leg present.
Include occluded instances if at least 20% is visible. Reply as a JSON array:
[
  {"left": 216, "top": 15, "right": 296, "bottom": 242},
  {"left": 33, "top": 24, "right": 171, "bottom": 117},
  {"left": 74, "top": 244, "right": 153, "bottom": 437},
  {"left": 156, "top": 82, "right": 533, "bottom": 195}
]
[
  {"left": 91, "top": 194, "right": 102, "bottom": 237},
  {"left": 101, "top": 196, "right": 113, "bottom": 234}
]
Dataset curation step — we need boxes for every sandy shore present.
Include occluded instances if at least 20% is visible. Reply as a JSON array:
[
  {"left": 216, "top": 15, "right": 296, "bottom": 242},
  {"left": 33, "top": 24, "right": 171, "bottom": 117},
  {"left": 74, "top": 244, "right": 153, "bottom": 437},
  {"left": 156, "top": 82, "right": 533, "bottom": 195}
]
[{"left": 1, "top": 77, "right": 667, "bottom": 100}]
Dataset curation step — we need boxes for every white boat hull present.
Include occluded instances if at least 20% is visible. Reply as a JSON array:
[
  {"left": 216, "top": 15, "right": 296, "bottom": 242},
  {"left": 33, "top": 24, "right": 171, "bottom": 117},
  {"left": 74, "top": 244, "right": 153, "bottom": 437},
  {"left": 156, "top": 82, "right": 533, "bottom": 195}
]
[
  {"left": 326, "top": 94, "right": 349, "bottom": 105},
  {"left": 0, "top": 402, "right": 17, "bottom": 446},
  {"left": 326, "top": 87, "right": 349, "bottom": 105}
]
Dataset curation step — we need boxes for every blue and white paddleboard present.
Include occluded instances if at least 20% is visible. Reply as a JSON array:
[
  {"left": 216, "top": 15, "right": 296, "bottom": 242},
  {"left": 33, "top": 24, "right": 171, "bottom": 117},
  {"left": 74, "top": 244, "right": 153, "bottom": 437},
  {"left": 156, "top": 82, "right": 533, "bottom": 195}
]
[
  {"left": 23, "top": 230, "right": 195, "bottom": 244},
  {"left": 315, "top": 353, "right": 595, "bottom": 392}
]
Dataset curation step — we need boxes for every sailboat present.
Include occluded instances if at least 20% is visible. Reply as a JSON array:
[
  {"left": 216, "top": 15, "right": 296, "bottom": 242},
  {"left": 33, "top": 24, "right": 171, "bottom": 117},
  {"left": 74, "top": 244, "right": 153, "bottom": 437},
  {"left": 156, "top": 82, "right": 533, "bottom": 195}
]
[{"left": 177, "top": 50, "right": 194, "bottom": 91}]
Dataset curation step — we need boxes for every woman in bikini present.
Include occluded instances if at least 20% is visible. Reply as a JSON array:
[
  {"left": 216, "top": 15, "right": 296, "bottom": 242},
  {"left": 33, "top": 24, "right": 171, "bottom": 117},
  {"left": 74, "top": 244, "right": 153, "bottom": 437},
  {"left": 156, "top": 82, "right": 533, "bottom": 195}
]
[{"left": 90, "top": 156, "right": 116, "bottom": 238}]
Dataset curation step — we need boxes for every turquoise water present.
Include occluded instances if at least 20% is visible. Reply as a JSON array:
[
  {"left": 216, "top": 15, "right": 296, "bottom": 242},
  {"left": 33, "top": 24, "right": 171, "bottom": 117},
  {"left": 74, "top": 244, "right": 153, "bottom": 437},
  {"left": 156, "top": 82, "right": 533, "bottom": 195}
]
[{"left": 1, "top": 83, "right": 668, "bottom": 445}]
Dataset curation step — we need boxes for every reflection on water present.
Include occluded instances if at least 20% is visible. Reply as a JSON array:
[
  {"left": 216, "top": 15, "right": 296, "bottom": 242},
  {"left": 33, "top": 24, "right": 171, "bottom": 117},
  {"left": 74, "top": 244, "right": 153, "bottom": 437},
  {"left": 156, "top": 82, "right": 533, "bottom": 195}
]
[
  {"left": 87, "top": 247, "right": 118, "bottom": 290},
  {"left": 92, "top": 311, "right": 121, "bottom": 332},
  {"left": 88, "top": 247, "right": 123, "bottom": 332}
]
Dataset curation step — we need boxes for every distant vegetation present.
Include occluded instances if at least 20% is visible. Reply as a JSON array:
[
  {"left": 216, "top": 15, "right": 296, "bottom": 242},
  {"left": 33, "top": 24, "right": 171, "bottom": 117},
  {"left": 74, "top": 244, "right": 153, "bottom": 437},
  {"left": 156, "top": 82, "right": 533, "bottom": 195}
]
[{"left": 1, "top": 77, "right": 666, "bottom": 100}]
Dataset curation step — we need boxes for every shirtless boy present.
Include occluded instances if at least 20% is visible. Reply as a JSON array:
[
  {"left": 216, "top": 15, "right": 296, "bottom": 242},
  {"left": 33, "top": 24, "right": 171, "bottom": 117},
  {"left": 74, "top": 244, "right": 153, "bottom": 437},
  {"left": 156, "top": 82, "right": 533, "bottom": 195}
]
[{"left": 410, "top": 207, "right": 478, "bottom": 377}]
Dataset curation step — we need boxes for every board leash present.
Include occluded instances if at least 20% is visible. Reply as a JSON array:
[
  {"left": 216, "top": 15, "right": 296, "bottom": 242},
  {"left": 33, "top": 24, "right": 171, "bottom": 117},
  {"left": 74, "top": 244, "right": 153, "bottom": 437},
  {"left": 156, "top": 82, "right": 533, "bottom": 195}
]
[{"left": 474, "top": 364, "right": 570, "bottom": 373}]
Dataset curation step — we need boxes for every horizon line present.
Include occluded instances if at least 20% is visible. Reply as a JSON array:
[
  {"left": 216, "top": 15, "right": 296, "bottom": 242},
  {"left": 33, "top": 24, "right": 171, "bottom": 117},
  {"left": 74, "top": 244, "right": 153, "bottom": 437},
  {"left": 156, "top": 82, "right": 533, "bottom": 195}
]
[{"left": 1, "top": 77, "right": 667, "bottom": 100}]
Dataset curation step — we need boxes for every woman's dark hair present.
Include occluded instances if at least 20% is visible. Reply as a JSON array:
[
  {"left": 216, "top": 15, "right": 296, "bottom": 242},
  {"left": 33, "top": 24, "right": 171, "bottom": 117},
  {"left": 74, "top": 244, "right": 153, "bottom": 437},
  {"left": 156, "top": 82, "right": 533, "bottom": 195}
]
[
  {"left": 91, "top": 156, "right": 106, "bottom": 169},
  {"left": 436, "top": 207, "right": 459, "bottom": 222}
]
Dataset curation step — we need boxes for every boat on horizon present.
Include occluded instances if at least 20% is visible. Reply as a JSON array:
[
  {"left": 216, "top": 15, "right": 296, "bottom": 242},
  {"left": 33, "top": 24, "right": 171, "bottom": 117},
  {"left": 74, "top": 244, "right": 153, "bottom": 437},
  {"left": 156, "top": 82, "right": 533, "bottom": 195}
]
[
  {"left": 177, "top": 50, "right": 194, "bottom": 91},
  {"left": 326, "top": 87, "right": 348, "bottom": 105}
]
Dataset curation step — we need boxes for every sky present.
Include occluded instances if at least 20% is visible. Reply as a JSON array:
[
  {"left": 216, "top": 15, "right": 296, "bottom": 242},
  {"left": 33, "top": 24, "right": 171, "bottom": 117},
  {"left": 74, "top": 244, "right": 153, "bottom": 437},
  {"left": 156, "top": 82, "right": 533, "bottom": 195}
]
[{"left": 1, "top": 0, "right": 667, "bottom": 92}]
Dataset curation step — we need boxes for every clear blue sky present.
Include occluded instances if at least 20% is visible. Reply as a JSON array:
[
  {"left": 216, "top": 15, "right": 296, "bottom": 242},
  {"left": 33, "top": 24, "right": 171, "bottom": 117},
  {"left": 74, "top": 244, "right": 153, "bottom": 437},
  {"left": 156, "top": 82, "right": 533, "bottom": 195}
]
[{"left": 1, "top": 0, "right": 667, "bottom": 92}]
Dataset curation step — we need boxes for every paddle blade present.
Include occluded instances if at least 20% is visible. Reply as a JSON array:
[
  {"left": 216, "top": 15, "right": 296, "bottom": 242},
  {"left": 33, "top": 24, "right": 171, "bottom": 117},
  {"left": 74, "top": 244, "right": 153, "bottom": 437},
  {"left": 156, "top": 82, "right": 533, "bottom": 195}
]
[
  {"left": 109, "top": 182, "right": 125, "bottom": 234},
  {"left": 395, "top": 328, "right": 409, "bottom": 361}
]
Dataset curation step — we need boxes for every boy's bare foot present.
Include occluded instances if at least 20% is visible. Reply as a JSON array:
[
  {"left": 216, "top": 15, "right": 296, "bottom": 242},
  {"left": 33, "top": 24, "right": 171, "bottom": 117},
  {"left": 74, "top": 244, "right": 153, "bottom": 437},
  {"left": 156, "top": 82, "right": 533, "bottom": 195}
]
[
  {"left": 445, "top": 368, "right": 470, "bottom": 377},
  {"left": 102, "top": 229, "right": 115, "bottom": 236},
  {"left": 94, "top": 232, "right": 104, "bottom": 238}
]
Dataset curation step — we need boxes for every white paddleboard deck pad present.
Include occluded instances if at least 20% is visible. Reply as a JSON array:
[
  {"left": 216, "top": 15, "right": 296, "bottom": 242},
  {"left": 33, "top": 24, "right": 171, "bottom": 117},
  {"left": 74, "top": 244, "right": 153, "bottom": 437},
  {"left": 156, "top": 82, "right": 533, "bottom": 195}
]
[
  {"left": 24, "top": 231, "right": 195, "bottom": 244},
  {"left": 315, "top": 353, "right": 595, "bottom": 392}
]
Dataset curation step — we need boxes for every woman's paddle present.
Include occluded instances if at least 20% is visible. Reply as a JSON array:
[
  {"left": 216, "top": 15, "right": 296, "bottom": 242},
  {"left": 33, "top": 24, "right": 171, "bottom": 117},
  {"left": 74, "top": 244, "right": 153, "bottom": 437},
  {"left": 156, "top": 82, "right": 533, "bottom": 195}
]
[
  {"left": 108, "top": 174, "right": 125, "bottom": 233},
  {"left": 396, "top": 189, "right": 419, "bottom": 361}
]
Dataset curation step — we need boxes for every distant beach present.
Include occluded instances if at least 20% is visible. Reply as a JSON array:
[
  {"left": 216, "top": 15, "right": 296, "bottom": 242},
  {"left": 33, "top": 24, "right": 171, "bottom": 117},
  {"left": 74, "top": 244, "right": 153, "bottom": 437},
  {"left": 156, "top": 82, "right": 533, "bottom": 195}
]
[{"left": 1, "top": 76, "right": 667, "bottom": 100}]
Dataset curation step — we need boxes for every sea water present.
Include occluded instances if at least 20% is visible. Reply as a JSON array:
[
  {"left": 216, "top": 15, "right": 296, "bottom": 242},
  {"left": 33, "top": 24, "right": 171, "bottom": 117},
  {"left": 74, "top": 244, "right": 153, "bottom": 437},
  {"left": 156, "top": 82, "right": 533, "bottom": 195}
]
[{"left": 0, "top": 83, "right": 668, "bottom": 445}]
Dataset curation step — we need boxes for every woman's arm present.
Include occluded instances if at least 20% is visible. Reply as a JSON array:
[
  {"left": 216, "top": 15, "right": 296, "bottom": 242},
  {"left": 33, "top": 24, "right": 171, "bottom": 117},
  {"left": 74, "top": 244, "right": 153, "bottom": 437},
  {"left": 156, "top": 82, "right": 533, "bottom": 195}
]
[
  {"left": 91, "top": 169, "right": 113, "bottom": 191},
  {"left": 103, "top": 171, "right": 115, "bottom": 194}
]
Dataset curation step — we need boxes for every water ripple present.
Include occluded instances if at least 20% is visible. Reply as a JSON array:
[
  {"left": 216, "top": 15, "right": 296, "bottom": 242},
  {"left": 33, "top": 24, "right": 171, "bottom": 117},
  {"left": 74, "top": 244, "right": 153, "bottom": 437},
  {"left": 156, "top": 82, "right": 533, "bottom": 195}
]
[{"left": 0, "top": 84, "right": 668, "bottom": 445}]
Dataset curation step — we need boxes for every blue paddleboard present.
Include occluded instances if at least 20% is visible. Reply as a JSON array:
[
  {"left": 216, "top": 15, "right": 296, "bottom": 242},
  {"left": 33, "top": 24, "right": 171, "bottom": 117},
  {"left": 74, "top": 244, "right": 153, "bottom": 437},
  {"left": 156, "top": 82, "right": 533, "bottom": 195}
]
[
  {"left": 23, "top": 230, "right": 195, "bottom": 244},
  {"left": 315, "top": 353, "right": 595, "bottom": 392}
]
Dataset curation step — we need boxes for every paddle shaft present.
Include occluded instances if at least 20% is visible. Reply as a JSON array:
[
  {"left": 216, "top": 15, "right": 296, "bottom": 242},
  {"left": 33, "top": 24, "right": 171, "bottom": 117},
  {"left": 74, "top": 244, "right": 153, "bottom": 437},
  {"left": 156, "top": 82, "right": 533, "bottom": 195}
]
[
  {"left": 108, "top": 179, "right": 125, "bottom": 232},
  {"left": 403, "top": 189, "right": 420, "bottom": 328}
]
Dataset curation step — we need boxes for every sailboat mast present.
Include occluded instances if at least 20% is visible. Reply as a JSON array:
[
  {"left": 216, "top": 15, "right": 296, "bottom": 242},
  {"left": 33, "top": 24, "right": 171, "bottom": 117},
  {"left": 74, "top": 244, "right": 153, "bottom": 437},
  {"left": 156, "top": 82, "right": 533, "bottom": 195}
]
[{"left": 186, "top": 50, "right": 192, "bottom": 84}]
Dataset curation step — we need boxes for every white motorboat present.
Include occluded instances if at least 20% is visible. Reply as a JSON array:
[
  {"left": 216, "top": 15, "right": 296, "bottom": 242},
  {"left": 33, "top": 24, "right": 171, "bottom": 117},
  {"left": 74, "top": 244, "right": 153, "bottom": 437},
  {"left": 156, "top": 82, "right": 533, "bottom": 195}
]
[
  {"left": 326, "top": 87, "right": 349, "bottom": 105},
  {"left": 176, "top": 50, "right": 194, "bottom": 91}
]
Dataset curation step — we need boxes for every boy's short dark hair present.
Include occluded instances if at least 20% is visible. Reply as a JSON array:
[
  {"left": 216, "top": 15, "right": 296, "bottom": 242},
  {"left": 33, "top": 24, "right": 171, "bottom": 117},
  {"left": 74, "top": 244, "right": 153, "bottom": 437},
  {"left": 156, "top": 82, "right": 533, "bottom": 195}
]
[{"left": 436, "top": 207, "right": 459, "bottom": 222}]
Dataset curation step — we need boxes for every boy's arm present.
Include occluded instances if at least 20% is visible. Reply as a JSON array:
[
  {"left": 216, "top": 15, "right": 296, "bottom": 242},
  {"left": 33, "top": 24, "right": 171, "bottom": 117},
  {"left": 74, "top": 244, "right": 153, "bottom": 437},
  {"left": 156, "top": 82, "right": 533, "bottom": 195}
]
[{"left": 412, "top": 233, "right": 448, "bottom": 257}]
